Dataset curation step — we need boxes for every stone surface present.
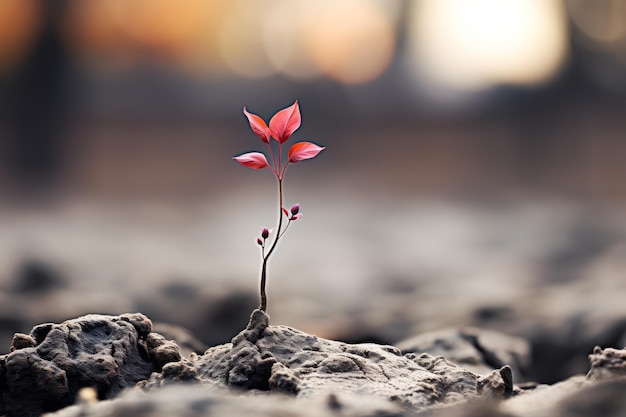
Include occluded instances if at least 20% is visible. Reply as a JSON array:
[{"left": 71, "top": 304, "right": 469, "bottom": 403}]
[
  {"left": 586, "top": 345, "right": 626, "bottom": 380},
  {"left": 145, "top": 309, "right": 512, "bottom": 412},
  {"left": 554, "top": 377, "right": 626, "bottom": 417},
  {"left": 49, "top": 383, "right": 406, "bottom": 417},
  {"left": 151, "top": 322, "right": 207, "bottom": 358},
  {"left": 396, "top": 327, "right": 531, "bottom": 380},
  {"left": 4, "top": 310, "right": 626, "bottom": 417},
  {"left": 0, "top": 313, "right": 182, "bottom": 417},
  {"left": 499, "top": 345, "right": 626, "bottom": 417},
  {"left": 2, "top": 200, "right": 625, "bottom": 389}
]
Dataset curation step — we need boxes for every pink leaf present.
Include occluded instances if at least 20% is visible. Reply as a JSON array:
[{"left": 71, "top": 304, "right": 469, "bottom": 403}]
[
  {"left": 243, "top": 107, "right": 271, "bottom": 144},
  {"left": 288, "top": 142, "right": 325, "bottom": 163},
  {"left": 233, "top": 152, "right": 270, "bottom": 170},
  {"left": 282, "top": 207, "right": 289, "bottom": 217},
  {"left": 269, "top": 100, "right": 301, "bottom": 144}
]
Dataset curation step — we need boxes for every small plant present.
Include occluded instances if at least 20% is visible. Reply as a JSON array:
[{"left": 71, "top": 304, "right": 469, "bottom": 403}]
[{"left": 233, "top": 100, "right": 325, "bottom": 312}]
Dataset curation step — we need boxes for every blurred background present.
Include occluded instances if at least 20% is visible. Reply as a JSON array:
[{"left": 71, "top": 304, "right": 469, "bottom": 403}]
[{"left": 1, "top": 0, "right": 626, "bottom": 384}]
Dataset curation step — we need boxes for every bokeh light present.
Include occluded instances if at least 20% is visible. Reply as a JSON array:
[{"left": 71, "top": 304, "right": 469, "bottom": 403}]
[
  {"left": 261, "top": 2, "right": 322, "bottom": 81},
  {"left": 217, "top": 2, "right": 275, "bottom": 79},
  {"left": 406, "top": 0, "right": 569, "bottom": 92},
  {"left": 219, "top": 0, "right": 398, "bottom": 83},
  {"left": 300, "top": 0, "right": 397, "bottom": 84},
  {"left": 64, "top": 0, "right": 229, "bottom": 74},
  {"left": 0, "top": 0, "right": 41, "bottom": 73},
  {"left": 567, "top": 0, "right": 626, "bottom": 92},
  {"left": 568, "top": 0, "right": 626, "bottom": 43}
]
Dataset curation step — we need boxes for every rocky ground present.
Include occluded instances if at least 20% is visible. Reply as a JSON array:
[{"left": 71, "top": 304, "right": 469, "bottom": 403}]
[
  {"left": 1, "top": 196, "right": 625, "bottom": 416},
  {"left": 1, "top": 310, "right": 625, "bottom": 417}
]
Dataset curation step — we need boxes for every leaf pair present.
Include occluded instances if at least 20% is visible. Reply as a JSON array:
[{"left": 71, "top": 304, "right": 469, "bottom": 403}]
[
  {"left": 243, "top": 101, "right": 301, "bottom": 145},
  {"left": 234, "top": 101, "right": 325, "bottom": 175}
]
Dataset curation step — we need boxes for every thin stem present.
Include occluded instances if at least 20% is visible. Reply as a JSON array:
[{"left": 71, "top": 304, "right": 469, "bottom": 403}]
[
  {"left": 260, "top": 258, "right": 268, "bottom": 311},
  {"left": 278, "top": 220, "right": 292, "bottom": 239},
  {"left": 280, "top": 161, "right": 290, "bottom": 180},
  {"left": 267, "top": 141, "right": 278, "bottom": 175},
  {"left": 259, "top": 177, "right": 284, "bottom": 312}
]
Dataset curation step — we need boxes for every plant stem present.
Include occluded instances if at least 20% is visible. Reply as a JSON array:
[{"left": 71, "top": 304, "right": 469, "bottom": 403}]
[{"left": 260, "top": 178, "right": 284, "bottom": 312}]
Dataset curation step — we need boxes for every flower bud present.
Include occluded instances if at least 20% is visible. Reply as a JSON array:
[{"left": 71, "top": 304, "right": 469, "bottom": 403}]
[
  {"left": 290, "top": 203, "right": 300, "bottom": 216},
  {"left": 257, "top": 237, "right": 263, "bottom": 246},
  {"left": 260, "top": 227, "right": 270, "bottom": 239}
]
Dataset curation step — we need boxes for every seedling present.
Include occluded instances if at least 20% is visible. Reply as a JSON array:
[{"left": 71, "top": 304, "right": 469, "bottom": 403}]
[{"left": 233, "top": 100, "right": 325, "bottom": 312}]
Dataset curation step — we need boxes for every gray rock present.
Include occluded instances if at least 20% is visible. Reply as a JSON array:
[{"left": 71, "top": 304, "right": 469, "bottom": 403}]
[
  {"left": 151, "top": 322, "right": 208, "bottom": 358},
  {"left": 396, "top": 327, "right": 531, "bottom": 380},
  {"left": 499, "top": 375, "right": 595, "bottom": 417},
  {"left": 413, "top": 346, "right": 626, "bottom": 417},
  {"left": 555, "top": 377, "right": 626, "bottom": 417},
  {"left": 145, "top": 309, "right": 512, "bottom": 412},
  {"left": 19, "top": 310, "right": 626, "bottom": 417},
  {"left": 11, "top": 260, "right": 66, "bottom": 295},
  {"left": 500, "top": 345, "right": 626, "bottom": 417},
  {"left": 587, "top": 345, "right": 626, "bottom": 381},
  {"left": 48, "top": 383, "right": 406, "bottom": 417},
  {"left": 0, "top": 313, "right": 181, "bottom": 417}
]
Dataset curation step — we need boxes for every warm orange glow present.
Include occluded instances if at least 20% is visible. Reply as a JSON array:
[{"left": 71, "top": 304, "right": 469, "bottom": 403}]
[
  {"left": 219, "top": 0, "right": 398, "bottom": 83},
  {"left": 261, "top": 3, "right": 321, "bottom": 81},
  {"left": 0, "top": 0, "right": 41, "bottom": 72},
  {"left": 302, "top": 1, "right": 396, "bottom": 84},
  {"left": 217, "top": 2, "right": 274, "bottom": 78},
  {"left": 2, "top": 0, "right": 398, "bottom": 82},
  {"left": 63, "top": 0, "right": 128, "bottom": 54},
  {"left": 64, "top": 0, "right": 230, "bottom": 73},
  {"left": 407, "top": 0, "right": 569, "bottom": 92}
]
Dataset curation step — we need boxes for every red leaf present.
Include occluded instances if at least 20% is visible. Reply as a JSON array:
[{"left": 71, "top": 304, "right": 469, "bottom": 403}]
[
  {"left": 282, "top": 207, "right": 289, "bottom": 217},
  {"left": 233, "top": 152, "right": 270, "bottom": 169},
  {"left": 269, "top": 100, "right": 301, "bottom": 144},
  {"left": 288, "top": 142, "right": 325, "bottom": 163},
  {"left": 243, "top": 107, "right": 270, "bottom": 144}
]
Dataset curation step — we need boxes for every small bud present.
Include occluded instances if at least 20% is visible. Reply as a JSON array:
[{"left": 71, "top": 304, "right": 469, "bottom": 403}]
[
  {"left": 260, "top": 227, "right": 270, "bottom": 239},
  {"left": 257, "top": 237, "right": 263, "bottom": 246},
  {"left": 290, "top": 204, "right": 300, "bottom": 216}
]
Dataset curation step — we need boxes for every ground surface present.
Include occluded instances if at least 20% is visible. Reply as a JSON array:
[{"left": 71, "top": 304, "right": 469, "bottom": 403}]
[
  {"left": 1, "top": 310, "right": 625, "bottom": 416},
  {"left": 0, "top": 194, "right": 625, "bottom": 415}
]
